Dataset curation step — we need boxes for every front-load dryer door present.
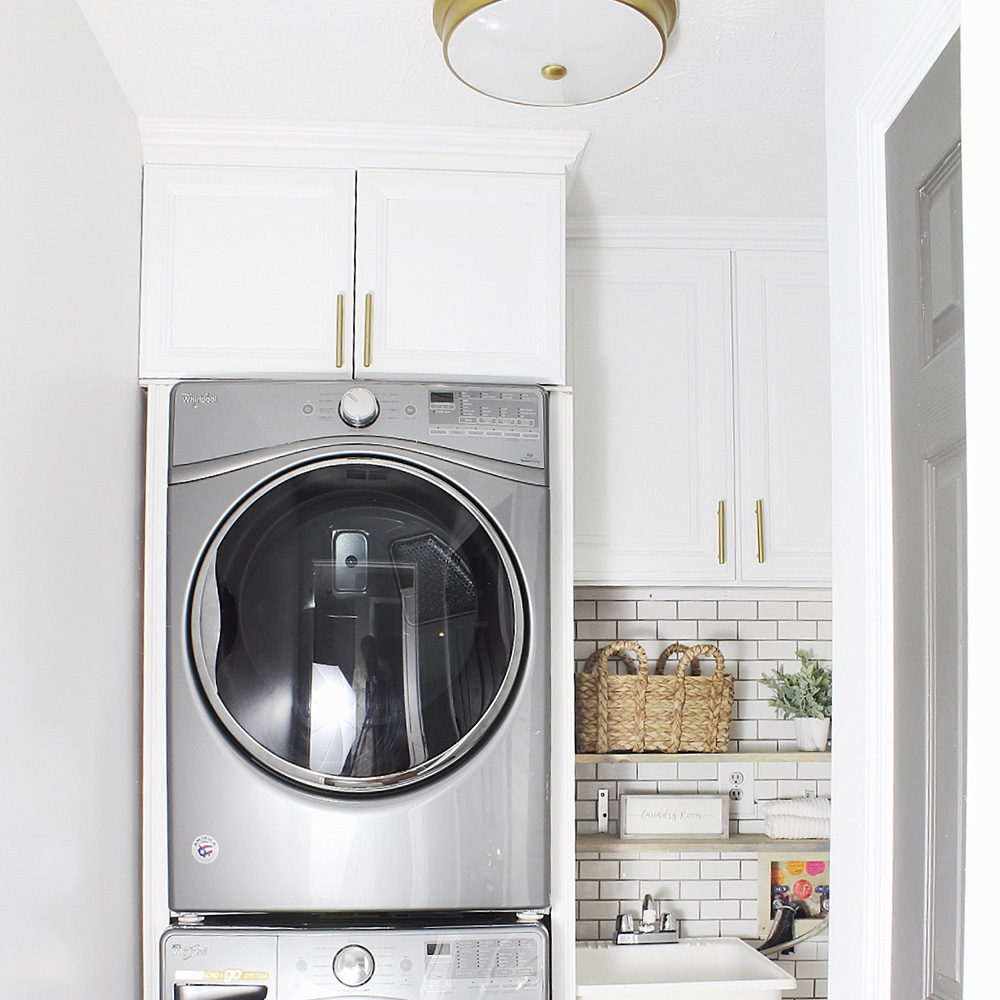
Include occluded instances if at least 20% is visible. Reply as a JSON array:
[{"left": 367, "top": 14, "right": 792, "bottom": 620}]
[{"left": 190, "top": 456, "right": 525, "bottom": 793}]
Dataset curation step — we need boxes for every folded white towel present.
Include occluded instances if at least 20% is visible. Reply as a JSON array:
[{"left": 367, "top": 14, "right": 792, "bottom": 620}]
[{"left": 760, "top": 797, "right": 831, "bottom": 839}]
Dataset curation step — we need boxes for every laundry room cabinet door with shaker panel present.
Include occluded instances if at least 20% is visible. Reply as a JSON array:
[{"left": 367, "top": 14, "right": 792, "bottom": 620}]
[
  {"left": 354, "top": 169, "right": 564, "bottom": 383},
  {"left": 139, "top": 163, "right": 358, "bottom": 379},
  {"left": 569, "top": 242, "right": 832, "bottom": 585},
  {"left": 139, "top": 162, "right": 568, "bottom": 383}
]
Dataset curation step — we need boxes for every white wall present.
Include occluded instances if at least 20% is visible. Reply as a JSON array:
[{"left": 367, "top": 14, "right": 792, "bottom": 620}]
[
  {"left": 826, "top": 0, "right": 999, "bottom": 997},
  {"left": 0, "top": 2, "right": 142, "bottom": 996}
]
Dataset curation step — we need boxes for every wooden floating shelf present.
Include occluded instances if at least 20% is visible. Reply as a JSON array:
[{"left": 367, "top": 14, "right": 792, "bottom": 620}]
[
  {"left": 577, "top": 833, "right": 830, "bottom": 854},
  {"left": 575, "top": 751, "right": 831, "bottom": 764}
]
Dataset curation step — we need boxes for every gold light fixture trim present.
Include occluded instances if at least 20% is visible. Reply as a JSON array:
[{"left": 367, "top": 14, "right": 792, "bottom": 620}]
[{"left": 433, "top": 0, "right": 678, "bottom": 107}]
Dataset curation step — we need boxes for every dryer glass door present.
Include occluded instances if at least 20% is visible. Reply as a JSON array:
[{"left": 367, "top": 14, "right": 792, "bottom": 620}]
[{"left": 190, "top": 457, "right": 525, "bottom": 792}]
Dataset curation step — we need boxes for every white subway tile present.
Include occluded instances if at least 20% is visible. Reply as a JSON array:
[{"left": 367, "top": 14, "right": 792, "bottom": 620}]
[
  {"left": 777, "top": 780, "right": 815, "bottom": 798},
  {"left": 619, "top": 860, "right": 660, "bottom": 880},
  {"left": 718, "top": 600, "right": 757, "bottom": 619},
  {"left": 597, "top": 762, "right": 637, "bottom": 780},
  {"left": 579, "top": 860, "right": 620, "bottom": 880},
  {"left": 576, "top": 920, "right": 600, "bottom": 941},
  {"left": 574, "top": 601, "right": 597, "bottom": 620},
  {"left": 576, "top": 620, "right": 617, "bottom": 641},
  {"left": 700, "top": 899, "right": 741, "bottom": 920},
  {"left": 575, "top": 762, "right": 597, "bottom": 780},
  {"left": 669, "top": 900, "right": 702, "bottom": 920},
  {"left": 721, "top": 919, "right": 759, "bottom": 938},
  {"left": 680, "top": 920, "right": 721, "bottom": 937},
  {"left": 757, "top": 761, "right": 797, "bottom": 779},
  {"left": 757, "top": 639, "right": 800, "bottom": 659},
  {"left": 678, "top": 761, "right": 719, "bottom": 780},
  {"left": 637, "top": 880, "right": 680, "bottom": 900},
  {"left": 681, "top": 880, "right": 721, "bottom": 900},
  {"left": 576, "top": 881, "right": 601, "bottom": 900},
  {"left": 620, "top": 620, "right": 658, "bottom": 640},
  {"left": 599, "top": 880, "right": 640, "bottom": 900},
  {"left": 659, "top": 620, "right": 699, "bottom": 641},
  {"left": 699, "top": 620, "right": 739, "bottom": 640},
  {"left": 778, "top": 620, "right": 818, "bottom": 640},
  {"left": 658, "top": 860, "right": 702, "bottom": 880},
  {"left": 597, "top": 600, "right": 637, "bottom": 619},
  {"left": 578, "top": 900, "right": 623, "bottom": 921},
  {"left": 700, "top": 859, "right": 742, "bottom": 879},
  {"left": 758, "top": 601, "right": 797, "bottom": 620},
  {"left": 797, "top": 601, "right": 832, "bottom": 620},
  {"left": 679, "top": 600, "right": 718, "bottom": 619},
  {"left": 637, "top": 600, "right": 677, "bottom": 619},
  {"left": 738, "top": 620, "right": 778, "bottom": 640},
  {"left": 797, "top": 761, "right": 832, "bottom": 780},
  {"left": 721, "top": 879, "right": 759, "bottom": 899},
  {"left": 636, "top": 761, "right": 678, "bottom": 781}
]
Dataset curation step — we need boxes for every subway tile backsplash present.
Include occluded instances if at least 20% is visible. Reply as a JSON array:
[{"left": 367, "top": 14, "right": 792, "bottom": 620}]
[{"left": 573, "top": 587, "right": 832, "bottom": 1000}]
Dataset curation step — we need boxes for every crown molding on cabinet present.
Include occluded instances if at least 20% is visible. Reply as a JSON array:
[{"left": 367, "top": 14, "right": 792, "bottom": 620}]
[
  {"left": 138, "top": 118, "right": 590, "bottom": 180},
  {"left": 566, "top": 215, "right": 828, "bottom": 251}
]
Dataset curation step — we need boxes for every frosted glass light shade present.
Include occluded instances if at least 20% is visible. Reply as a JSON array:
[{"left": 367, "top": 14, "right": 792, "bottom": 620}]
[{"left": 433, "top": 0, "right": 677, "bottom": 107}]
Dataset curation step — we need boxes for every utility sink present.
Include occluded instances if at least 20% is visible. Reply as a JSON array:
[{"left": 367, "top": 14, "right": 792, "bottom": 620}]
[{"left": 576, "top": 939, "right": 796, "bottom": 999}]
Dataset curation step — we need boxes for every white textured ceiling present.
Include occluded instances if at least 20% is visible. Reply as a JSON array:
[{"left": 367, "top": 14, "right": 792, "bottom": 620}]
[{"left": 72, "top": 0, "right": 827, "bottom": 219}]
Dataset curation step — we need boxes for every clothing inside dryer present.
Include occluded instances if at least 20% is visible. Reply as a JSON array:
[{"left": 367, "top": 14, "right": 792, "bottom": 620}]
[{"left": 206, "top": 460, "right": 520, "bottom": 784}]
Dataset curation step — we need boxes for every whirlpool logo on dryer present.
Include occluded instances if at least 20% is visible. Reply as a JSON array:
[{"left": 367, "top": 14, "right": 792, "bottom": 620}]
[{"left": 179, "top": 392, "right": 217, "bottom": 407}]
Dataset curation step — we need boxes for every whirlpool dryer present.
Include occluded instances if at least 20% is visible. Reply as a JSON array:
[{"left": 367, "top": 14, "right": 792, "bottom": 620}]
[{"left": 166, "top": 381, "right": 551, "bottom": 916}]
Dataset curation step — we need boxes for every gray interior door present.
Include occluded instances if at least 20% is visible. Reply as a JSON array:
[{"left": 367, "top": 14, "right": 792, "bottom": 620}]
[{"left": 886, "top": 30, "right": 966, "bottom": 1000}]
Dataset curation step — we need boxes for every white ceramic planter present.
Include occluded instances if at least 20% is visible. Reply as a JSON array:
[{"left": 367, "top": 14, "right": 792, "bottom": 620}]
[{"left": 794, "top": 717, "right": 830, "bottom": 751}]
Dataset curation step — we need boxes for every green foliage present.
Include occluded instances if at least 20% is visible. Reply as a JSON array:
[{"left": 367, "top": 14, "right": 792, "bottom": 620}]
[{"left": 760, "top": 649, "right": 832, "bottom": 720}]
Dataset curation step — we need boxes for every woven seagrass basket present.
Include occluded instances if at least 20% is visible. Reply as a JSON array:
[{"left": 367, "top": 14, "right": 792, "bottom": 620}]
[
  {"left": 574, "top": 640, "right": 648, "bottom": 753},
  {"left": 644, "top": 642, "right": 733, "bottom": 753}
]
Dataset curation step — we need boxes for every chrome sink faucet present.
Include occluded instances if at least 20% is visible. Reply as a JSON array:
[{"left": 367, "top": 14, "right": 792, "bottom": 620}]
[{"left": 615, "top": 894, "right": 679, "bottom": 944}]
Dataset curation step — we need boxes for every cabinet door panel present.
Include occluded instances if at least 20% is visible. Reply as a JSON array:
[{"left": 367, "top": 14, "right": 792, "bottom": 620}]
[
  {"left": 355, "top": 170, "right": 564, "bottom": 383},
  {"left": 735, "top": 251, "right": 832, "bottom": 583},
  {"left": 140, "top": 165, "right": 356, "bottom": 378},
  {"left": 569, "top": 249, "right": 734, "bottom": 584}
]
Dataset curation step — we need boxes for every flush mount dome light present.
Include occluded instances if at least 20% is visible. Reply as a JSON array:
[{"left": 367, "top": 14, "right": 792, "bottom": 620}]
[{"left": 433, "top": 0, "right": 678, "bottom": 107}]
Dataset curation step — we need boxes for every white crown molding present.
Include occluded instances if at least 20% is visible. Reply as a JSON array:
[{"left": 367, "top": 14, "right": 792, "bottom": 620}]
[
  {"left": 566, "top": 215, "right": 828, "bottom": 251},
  {"left": 138, "top": 117, "right": 590, "bottom": 178}
]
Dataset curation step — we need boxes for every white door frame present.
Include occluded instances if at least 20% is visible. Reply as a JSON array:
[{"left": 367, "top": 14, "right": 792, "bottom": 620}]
[{"left": 829, "top": 1, "right": 960, "bottom": 997}]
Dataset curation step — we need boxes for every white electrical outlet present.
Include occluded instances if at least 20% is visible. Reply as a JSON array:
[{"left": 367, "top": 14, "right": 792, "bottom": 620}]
[{"left": 719, "top": 764, "right": 756, "bottom": 818}]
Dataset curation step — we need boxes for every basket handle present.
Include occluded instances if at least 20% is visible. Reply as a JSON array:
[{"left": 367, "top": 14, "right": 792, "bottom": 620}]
[
  {"left": 583, "top": 640, "right": 649, "bottom": 677},
  {"left": 675, "top": 643, "right": 726, "bottom": 680},
  {"left": 654, "top": 643, "right": 701, "bottom": 677}
]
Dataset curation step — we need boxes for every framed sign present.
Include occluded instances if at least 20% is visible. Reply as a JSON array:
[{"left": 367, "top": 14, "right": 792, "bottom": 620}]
[{"left": 619, "top": 794, "right": 730, "bottom": 839}]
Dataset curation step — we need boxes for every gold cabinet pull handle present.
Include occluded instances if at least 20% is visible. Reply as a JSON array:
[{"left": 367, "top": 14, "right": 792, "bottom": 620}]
[
  {"left": 335, "top": 293, "right": 345, "bottom": 369},
  {"left": 717, "top": 500, "right": 725, "bottom": 564},
  {"left": 755, "top": 499, "right": 765, "bottom": 563},
  {"left": 363, "top": 292, "right": 373, "bottom": 368}
]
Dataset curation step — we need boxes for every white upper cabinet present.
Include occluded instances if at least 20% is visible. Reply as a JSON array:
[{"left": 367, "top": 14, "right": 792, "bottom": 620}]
[
  {"left": 734, "top": 251, "right": 832, "bottom": 583},
  {"left": 139, "top": 165, "right": 357, "bottom": 379},
  {"left": 569, "top": 248, "right": 734, "bottom": 583},
  {"left": 569, "top": 236, "right": 831, "bottom": 586},
  {"left": 354, "top": 170, "right": 564, "bottom": 382},
  {"left": 137, "top": 122, "right": 587, "bottom": 383}
]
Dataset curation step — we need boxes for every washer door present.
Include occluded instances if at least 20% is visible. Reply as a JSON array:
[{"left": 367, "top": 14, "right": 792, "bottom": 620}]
[{"left": 190, "top": 457, "right": 525, "bottom": 793}]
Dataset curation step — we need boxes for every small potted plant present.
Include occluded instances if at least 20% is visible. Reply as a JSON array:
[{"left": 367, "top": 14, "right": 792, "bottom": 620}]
[{"left": 760, "top": 649, "right": 832, "bottom": 751}]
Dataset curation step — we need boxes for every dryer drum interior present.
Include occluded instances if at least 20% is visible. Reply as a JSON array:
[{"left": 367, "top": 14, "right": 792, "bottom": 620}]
[{"left": 190, "top": 456, "right": 527, "bottom": 794}]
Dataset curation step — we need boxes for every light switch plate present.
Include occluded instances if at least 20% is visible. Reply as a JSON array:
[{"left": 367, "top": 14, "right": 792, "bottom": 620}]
[{"left": 719, "top": 763, "right": 756, "bottom": 818}]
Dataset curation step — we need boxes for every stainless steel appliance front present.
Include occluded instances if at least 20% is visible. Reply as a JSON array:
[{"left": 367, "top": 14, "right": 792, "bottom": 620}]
[
  {"left": 166, "top": 381, "right": 550, "bottom": 914},
  {"left": 162, "top": 923, "right": 549, "bottom": 1000}
]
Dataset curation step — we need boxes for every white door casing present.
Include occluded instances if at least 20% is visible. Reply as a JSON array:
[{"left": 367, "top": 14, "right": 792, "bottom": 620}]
[{"left": 886, "top": 30, "right": 965, "bottom": 1000}]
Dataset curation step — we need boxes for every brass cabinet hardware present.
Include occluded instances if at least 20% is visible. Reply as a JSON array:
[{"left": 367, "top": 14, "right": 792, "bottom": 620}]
[
  {"left": 335, "top": 293, "right": 345, "bottom": 368},
  {"left": 755, "top": 499, "right": 765, "bottom": 563},
  {"left": 717, "top": 500, "right": 725, "bottom": 564},
  {"left": 364, "top": 293, "right": 373, "bottom": 368}
]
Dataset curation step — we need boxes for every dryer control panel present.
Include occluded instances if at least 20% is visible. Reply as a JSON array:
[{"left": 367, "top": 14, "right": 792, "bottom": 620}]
[
  {"left": 162, "top": 924, "right": 548, "bottom": 1000},
  {"left": 171, "top": 381, "right": 548, "bottom": 471}
]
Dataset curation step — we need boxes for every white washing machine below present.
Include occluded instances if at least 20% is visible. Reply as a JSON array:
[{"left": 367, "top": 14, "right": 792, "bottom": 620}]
[{"left": 162, "top": 922, "right": 548, "bottom": 1000}]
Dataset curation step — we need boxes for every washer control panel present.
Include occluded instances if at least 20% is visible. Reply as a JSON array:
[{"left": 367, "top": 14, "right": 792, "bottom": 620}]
[
  {"left": 171, "top": 381, "right": 547, "bottom": 471},
  {"left": 162, "top": 925, "right": 548, "bottom": 1000}
]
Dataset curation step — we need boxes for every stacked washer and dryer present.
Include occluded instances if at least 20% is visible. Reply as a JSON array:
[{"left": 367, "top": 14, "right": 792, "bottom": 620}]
[{"left": 161, "top": 381, "right": 554, "bottom": 1000}]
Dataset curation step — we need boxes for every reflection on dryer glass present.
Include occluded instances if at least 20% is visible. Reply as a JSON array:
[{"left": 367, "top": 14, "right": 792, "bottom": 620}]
[{"left": 205, "top": 460, "right": 518, "bottom": 783}]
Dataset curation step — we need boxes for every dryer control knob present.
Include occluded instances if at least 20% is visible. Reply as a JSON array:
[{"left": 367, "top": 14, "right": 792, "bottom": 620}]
[
  {"left": 333, "top": 944, "right": 375, "bottom": 987},
  {"left": 339, "top": 387, "right": 380, "bottom": 428}
]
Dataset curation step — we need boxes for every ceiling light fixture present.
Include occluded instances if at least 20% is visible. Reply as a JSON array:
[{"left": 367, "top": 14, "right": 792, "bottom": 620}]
[{"left": 433, "top": 0, "right": 678, "bottom": 107}]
